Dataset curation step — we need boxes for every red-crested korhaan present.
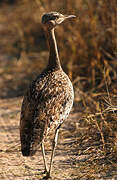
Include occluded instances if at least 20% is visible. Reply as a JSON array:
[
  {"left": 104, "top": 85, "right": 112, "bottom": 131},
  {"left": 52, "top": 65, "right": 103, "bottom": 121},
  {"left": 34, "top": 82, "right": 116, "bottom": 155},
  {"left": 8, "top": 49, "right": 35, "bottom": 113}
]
[{"left": 20, "top": 12, "right": 75, "bottom": 178}]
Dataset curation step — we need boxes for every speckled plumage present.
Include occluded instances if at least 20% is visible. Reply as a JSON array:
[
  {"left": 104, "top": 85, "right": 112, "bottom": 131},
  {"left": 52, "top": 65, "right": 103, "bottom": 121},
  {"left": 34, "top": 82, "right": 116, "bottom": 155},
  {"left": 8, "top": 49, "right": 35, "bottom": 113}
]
[
  {"left": 20, "top": 12, "right": 75, "bottom": 177},
  {"left": 20, "top": 66, "right": 74, "bottom": 155}
]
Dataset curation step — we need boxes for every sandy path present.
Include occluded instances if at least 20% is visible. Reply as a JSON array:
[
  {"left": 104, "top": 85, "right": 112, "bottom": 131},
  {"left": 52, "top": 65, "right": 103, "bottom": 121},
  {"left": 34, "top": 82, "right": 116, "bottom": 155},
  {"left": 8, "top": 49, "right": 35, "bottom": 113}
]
[{"left": 0, "top": 98, "right": 79, "bottom": 180}]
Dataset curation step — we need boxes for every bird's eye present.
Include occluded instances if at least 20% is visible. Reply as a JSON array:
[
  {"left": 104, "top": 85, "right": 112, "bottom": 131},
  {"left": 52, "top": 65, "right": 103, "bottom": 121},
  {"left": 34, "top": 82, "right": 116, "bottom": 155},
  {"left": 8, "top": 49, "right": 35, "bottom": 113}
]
[{"left": 51, "top": 15, "right": 59, "bottom": 20}]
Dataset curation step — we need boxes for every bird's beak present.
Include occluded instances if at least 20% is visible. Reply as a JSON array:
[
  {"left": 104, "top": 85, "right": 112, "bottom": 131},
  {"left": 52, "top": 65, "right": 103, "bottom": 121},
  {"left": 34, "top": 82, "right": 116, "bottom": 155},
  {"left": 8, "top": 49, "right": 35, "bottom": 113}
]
[
  {"left": 64, "top": 14, "right": 76, "bottom": 19},
  {"left": 56, "top": 14, "right": 76, "bottom": 25}
]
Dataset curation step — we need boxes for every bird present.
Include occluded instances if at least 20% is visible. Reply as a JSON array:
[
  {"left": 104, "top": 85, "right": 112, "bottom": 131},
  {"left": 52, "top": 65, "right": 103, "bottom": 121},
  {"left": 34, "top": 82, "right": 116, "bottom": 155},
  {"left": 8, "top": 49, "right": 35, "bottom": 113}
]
[{"left": 20, "top": 11, "right": 75, "bottom": 178}]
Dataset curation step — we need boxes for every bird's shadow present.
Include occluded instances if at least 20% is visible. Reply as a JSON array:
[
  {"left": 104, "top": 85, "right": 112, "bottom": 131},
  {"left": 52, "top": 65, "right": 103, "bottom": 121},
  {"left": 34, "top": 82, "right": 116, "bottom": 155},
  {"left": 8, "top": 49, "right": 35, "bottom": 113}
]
[
  {"left": 41, "top": 176, "right": 50, "bottom": 180},
  {"left": 25, "top": 165, "right": 52, "bottom": 180}
]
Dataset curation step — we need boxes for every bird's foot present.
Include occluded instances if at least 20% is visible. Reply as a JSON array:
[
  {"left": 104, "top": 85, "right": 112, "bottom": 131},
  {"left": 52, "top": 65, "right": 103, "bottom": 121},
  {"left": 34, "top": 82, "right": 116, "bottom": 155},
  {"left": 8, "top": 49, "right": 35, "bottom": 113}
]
[
  {"left": 43, "top": 170, "right": 47, "bottom": 174},
  {"left": 46, "top": 171, "right": 51, "bottom": 178},
  {"left": 43, "top": 171, "right": 51, "bottom": 180}
]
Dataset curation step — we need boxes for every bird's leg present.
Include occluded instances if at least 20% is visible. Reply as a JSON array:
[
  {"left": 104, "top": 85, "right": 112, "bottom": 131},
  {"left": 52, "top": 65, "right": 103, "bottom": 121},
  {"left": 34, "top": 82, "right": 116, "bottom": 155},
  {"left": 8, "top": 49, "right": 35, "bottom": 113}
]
[
  {"left": 47, "top": 124, "right": 61, "bottom": 177},
  {"left": 41, "top": 142, "right": 48, "bottom": 173}
]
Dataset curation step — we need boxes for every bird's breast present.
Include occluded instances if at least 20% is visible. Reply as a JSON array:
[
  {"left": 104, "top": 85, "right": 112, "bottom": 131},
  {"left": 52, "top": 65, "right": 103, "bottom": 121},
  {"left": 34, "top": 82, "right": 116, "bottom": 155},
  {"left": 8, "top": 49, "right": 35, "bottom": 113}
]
[{"left": 34, "top": 69, "right": 74, "bottom": 126}]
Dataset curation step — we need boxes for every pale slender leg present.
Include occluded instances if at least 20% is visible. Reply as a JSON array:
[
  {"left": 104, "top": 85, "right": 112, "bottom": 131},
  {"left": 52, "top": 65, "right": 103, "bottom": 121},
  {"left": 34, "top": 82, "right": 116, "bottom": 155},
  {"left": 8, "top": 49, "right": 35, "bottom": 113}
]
[
  {"left": 47, "top": 124, "right": 61, "bottom": 177},
  {"left": 41, "top": 142, "right": 48, "bottom": 173}
]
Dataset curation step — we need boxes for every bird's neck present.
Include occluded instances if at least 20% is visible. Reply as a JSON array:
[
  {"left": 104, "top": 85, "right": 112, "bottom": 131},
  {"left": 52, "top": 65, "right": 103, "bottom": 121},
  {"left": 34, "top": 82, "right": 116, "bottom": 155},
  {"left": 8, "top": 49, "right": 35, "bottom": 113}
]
[{"left": 47, "top": 28, "right": 61, "bottom": 69}]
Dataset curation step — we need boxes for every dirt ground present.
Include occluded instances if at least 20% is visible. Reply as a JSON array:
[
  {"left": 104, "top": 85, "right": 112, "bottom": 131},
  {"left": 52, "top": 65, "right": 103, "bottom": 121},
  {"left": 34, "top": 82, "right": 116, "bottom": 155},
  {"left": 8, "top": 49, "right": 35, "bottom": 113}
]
[{"left": 0, "top": 97, "right": 79, "bottom": 180}]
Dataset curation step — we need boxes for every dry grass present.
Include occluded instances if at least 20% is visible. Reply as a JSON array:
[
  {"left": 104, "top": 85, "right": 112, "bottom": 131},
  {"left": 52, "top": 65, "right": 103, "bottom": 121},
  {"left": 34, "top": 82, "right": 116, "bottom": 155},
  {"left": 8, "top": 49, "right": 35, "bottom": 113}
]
[{"left": 0, "top": 0, "right": 117, "bottom": 179}]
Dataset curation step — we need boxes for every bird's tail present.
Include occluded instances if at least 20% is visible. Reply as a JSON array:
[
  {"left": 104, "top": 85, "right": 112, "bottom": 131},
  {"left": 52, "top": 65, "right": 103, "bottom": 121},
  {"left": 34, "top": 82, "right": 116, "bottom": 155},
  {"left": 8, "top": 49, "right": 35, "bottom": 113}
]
[
  {"left": 20, "top": 119, "right": 47, "bottom": 156},
  {"left": 21, "top": 143, "right": 38, "bottom": 156},
  {"left": 20, "top": 129, "right": 43, "bottom": 156}
]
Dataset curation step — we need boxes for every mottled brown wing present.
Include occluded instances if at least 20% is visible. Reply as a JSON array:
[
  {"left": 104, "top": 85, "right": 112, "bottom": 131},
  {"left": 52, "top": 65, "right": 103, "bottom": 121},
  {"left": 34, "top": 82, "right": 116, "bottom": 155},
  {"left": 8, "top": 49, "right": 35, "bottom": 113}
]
[{"left": 20, "top": 89, "right": 48, "bottom": 156}]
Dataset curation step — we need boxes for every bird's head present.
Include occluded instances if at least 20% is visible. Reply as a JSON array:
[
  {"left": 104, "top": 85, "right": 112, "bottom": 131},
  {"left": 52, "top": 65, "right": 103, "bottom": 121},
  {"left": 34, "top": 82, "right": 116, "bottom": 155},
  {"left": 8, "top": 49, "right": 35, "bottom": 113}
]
[{"left": 42, "top": 12, "right": 76, "bottom": 30}]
